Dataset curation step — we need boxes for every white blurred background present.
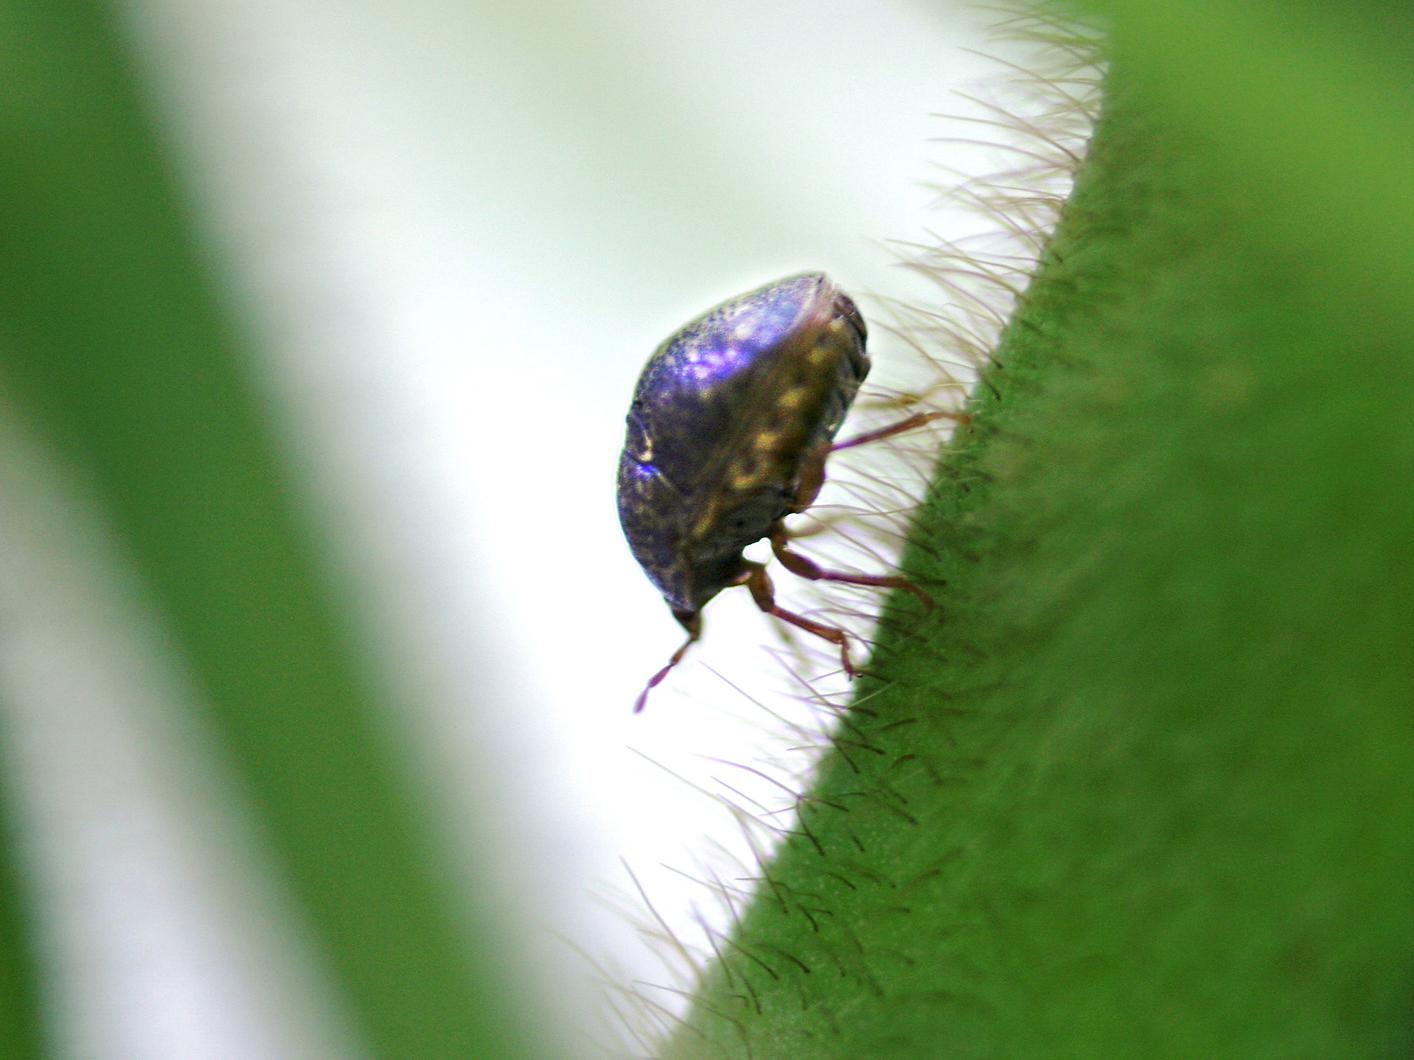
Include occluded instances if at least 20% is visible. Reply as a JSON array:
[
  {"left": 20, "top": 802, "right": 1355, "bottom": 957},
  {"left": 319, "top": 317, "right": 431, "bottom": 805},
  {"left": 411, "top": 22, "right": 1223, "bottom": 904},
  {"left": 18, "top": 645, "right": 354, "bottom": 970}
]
[{"left": 0, "top": 1, "right": 1083, "bottom": 1055}]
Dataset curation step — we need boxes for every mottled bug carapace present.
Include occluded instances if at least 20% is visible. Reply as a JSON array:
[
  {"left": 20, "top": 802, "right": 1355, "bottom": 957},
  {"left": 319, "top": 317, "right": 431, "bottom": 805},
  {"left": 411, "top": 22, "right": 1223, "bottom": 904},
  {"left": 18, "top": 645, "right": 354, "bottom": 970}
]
[{"left": 618, "top": 273, "right": 941, "bottom": 712}]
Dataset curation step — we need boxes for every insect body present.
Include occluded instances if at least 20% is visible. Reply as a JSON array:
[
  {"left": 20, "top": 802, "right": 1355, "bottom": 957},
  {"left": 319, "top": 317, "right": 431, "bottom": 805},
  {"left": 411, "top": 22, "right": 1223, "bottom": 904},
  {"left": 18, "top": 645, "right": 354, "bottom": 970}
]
[{"left": 618, "top": 273, "right": 936, "bottom": 712}]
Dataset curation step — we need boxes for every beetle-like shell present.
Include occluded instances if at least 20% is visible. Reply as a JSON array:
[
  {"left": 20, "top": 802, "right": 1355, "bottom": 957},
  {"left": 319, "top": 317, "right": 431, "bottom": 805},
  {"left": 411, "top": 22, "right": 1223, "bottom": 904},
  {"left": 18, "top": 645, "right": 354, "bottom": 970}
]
[{"left": 617, "top": 273, "right": 869, "bottom": 618}]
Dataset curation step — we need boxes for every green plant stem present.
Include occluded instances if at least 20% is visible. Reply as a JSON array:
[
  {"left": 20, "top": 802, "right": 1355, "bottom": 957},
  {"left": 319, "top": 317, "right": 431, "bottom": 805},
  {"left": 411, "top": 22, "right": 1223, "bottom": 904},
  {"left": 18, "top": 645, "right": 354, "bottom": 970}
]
[{"left": 669, "top": 17, "right": 1414, "bottom": 1059}]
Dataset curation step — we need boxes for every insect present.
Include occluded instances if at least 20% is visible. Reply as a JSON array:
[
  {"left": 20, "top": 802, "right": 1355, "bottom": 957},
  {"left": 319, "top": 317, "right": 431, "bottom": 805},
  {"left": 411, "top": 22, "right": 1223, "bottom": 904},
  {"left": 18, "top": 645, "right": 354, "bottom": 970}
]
[{"left": 617, "top": 272, "right": 948, "bottom": 712}]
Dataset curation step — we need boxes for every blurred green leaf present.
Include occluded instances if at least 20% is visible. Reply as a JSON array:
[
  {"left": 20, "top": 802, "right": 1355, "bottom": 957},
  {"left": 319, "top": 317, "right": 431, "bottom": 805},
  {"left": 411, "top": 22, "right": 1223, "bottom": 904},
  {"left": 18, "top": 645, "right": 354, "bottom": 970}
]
[
  {"left": 1083, "top": 0, "right": 1414, "bottom": 321},
  {"left": 0, "top": 767, "right": 44, "bottom": 1060},
  {"left": 0, "top": 1, "right": 544, "bottom": 1055}
]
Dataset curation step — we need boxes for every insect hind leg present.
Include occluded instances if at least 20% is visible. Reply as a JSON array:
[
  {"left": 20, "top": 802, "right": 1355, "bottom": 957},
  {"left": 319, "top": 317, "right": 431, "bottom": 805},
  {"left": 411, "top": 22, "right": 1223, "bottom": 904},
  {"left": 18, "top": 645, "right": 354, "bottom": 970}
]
[
  {"left": 791, "top": 408, "right": 969, "bottom": 516},
  {"left": 830, "top": 409, "right": 970, "bottom": 452}
]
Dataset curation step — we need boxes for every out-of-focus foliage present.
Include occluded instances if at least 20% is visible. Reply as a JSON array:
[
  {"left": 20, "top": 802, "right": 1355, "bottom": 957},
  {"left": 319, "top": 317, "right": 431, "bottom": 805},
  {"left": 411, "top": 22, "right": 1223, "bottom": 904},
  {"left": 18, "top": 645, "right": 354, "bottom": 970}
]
[
  {"left": 0, "top": 777, "right": 43, "bottom": 1059},
  {"left": 0, "top": 1, "right": 543, "bottom": 1055}
]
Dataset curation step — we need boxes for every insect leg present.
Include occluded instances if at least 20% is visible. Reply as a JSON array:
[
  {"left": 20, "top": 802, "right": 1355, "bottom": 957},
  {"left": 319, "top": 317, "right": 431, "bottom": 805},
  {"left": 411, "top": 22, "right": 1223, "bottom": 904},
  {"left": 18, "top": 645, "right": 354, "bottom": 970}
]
[
  {"left": 770, "top": 526, "right": 935, "bottom": 610},
  {"left": 831, "top": 409, "right": 970, "bottom": 452},
  {"left": 792, "top": 409, "right": 970, "bottom": 514},
  {"left": 634, "top": 611, "right": 702, "bottom": 713},
  {"left": 790, "top": 441, "right": 831, "bottom": 512},
  {"left": 741, "top": 561, "right": 857, "bottom": 677}
]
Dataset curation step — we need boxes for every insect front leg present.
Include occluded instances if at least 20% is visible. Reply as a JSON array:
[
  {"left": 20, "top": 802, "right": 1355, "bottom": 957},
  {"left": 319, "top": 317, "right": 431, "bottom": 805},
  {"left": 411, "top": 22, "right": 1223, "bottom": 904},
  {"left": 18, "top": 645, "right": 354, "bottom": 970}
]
[
  {"left": 634, "top": 610, "right": 703, "bottom": 713},
  {"left": 769, "top": 525, "right": 935, "bottom": 610},
  {"left": 739, "top": 561, "right": 857, "bottom": 678}
]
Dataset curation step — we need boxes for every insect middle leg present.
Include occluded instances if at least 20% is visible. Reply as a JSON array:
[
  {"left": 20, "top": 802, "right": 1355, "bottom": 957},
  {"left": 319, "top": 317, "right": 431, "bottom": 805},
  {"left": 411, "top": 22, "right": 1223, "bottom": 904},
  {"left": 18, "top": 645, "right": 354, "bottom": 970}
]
[
  {"left": 769, "top": 525, "right": 934, "bottom": 609},
  {"left": 740, "top": 561, "right": 856, "bottom": 678},
  {"left": 775, "top": 409, "right": 953, "bottom": 620}
]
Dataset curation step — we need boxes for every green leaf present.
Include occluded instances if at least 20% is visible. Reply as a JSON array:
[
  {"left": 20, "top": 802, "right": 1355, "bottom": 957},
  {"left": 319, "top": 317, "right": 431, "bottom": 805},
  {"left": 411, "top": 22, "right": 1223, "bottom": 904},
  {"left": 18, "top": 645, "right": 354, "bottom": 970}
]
[
  {"left": 0, "top": 1, "right": 545, "bottom": 1054},
  {"left": 0, "top": 767, "right": 45, "bottom": 1060}
]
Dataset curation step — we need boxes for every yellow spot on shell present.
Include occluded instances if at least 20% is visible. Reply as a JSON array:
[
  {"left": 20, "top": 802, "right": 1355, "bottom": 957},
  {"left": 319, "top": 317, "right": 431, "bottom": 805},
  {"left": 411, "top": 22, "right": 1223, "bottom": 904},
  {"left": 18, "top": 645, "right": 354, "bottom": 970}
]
[
  {"left": 777, "top": 387, "right": 808, "bottom": 410},
  {"left": 729, "top": 458, "right": 765, "bottom": 490}
]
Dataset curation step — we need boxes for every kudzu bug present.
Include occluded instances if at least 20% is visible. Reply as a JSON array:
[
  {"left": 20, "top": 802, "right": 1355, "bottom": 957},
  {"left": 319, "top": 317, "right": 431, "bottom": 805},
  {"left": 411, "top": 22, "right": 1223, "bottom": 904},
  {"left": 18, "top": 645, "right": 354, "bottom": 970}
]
[{"left": 617, "top": 273, "right": 946, "bottom": 712}]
